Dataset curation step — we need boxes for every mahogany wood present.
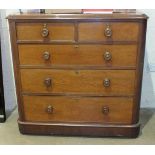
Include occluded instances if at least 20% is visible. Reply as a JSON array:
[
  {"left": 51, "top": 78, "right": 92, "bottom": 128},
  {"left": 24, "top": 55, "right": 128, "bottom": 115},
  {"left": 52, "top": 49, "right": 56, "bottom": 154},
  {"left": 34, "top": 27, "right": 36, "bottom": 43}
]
[
  {"left": 18, "top": 120, "right": 140, "bottom": 138},
  {"left": 23, "top": 96, "right": 134, "bottom": 124},
  {"left": 20, "top": 69, "right": 135, "bottom": 95},
  {"left": 16, "top": 23, "right": 75, "bottom": 41},
  {"left": 18, "top": 44, "right": 137, "bottom": 67},
  {"left": 8, "top": 13, "right": 148, "bottom": 137},
  {"left": 78, "top": 22, "right": 139, "bottom": 41}
]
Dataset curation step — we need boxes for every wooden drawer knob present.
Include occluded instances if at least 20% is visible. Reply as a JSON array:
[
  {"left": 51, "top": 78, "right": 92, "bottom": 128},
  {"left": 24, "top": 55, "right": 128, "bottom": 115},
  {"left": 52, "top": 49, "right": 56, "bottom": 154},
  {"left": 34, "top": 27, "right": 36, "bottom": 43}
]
[
  {"left": 46, "top": 105, "right": 53, "bottom": 114},
  {"left": 103, "top": 78, "right": 110, "bottom": 87},
  {"left": 104, "top": 24, "right": 112, "bottom": 37},
  {"left": 41, "top": 24, "right": 49, "bottom": 37},
  {"left": 44, "top": 78, "right": 52, "bottom": 87},
  {"left": 102, "top": 106, "right": 109, "bottom": 115},
  {"left": 43, "top": 51, "right": 50, "bottom": 60},
  {"left": 104, "top": 51, "right": 112, "bottom": 61}
]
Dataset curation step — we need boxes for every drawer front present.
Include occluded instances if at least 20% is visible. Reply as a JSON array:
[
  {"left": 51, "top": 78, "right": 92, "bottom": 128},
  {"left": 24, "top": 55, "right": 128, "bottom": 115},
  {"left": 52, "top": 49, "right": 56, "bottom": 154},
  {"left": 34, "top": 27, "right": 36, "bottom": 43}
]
[
  {"left": 23, "top": 96, "right": 133, "bottom": 124},
  {"left": 19, "top": 44, "right": 137, "bottom": 67},
  {"left": 16, "top": 23, "right": 74, "bottom": 41},
  {"left": 79, "top": 22, "right": 139, "bottom": 41},
  {"left": 20, "top": 69, "right": 135, "bottom": 95},
  {"left": 23, "top": 96, "right": 133, "bottom": 123}
]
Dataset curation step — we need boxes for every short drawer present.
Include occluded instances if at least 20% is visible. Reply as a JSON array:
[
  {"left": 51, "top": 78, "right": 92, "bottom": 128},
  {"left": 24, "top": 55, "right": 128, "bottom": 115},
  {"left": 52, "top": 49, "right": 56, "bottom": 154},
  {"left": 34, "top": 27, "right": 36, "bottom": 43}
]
[
  {"left": 23, "top": 96, "right": 134, "bottom": 124},
  {"left": 79, "top": 22, "right": 139, "bottom": 41},
  {"left": 20, "top": 69, "right": 135, "bottom": 95},
  {"left": 16, "top": 23, "right": 74, "bottom": 41},
  {"left": 18, "top": 44, "right": 137, "bottom": 67}
]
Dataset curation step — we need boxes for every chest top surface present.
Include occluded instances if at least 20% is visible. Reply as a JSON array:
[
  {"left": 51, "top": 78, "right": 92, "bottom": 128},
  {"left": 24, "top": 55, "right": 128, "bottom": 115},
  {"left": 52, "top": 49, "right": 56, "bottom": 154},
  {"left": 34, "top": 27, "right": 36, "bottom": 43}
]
[{"left": 7, "top": 12, "right": 148, "bottom": 21}]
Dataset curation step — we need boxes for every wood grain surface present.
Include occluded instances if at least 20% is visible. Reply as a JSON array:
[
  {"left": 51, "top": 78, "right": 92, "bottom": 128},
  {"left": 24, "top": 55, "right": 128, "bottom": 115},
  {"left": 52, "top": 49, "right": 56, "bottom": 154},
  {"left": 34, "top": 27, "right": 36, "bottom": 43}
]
[
  {"left": 16, "top": 23, "right": 75, "bottom": 41},
  {"left": 79, "top": 22, "right": 139, "bottom": 41},
  {"left": 18, "top": 44, "right": 137, "bottom": 67},
  {"left": 23, "top": 95, "right": 134, "bottom": 124},
  {"left": 20, "top": 69, "right": 135, "bottom": 95}
]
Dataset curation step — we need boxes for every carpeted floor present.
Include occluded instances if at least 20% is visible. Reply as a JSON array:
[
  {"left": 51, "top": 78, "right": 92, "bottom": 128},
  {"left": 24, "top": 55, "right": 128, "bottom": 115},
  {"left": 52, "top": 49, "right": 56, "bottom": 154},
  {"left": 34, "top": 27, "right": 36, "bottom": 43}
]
[{"left": 0, "top": 108, "right": 155, "bottom": 144}]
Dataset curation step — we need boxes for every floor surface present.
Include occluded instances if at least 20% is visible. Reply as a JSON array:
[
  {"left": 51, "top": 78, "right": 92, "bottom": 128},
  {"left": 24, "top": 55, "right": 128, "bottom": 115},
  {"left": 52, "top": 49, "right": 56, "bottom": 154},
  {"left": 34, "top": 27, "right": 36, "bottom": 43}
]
[{"left": 0, "top": 108, "right": 155, "bottom": 144}]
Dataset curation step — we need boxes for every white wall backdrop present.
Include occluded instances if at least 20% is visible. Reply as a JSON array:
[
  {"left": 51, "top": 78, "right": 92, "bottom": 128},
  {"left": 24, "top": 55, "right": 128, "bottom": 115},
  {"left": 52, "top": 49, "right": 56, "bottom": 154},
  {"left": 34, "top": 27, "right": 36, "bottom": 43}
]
[
  {"left": 0, "top": 9, "right": 155, "bottom": 111},
  {"left": 0, "top": 9, "right": 19, "bottom": 112},
  {"left": 139, "top": 9, "right": 155, "bottom": 108}
]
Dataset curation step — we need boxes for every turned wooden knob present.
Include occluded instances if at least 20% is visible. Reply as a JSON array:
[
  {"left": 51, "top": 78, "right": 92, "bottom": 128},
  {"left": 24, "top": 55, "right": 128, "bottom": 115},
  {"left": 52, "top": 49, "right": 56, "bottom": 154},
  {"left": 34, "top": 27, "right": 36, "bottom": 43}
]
[
  {"left": 104, "top": 24, "right": 112, "bottom": 37},
  {"left": 41, "top": 24, "right": 49, "bottom": 37},
  {"left": 104, "top": 51, "right": 112, "bottom": 61},
  {"left": 46, "top": 105, "right": 53, "bottom": 114},
  {"left": 43, "top": 51, "right": 50, "bottom": 60},
  {"left": 44, "top": 78, "right": 52, "bottom": 87},
  {"left": 103, "top": 78, "right": 111, "bottom": 87},
  {"left": 102, "top": 106, "right": 109, "bottom": 115}
]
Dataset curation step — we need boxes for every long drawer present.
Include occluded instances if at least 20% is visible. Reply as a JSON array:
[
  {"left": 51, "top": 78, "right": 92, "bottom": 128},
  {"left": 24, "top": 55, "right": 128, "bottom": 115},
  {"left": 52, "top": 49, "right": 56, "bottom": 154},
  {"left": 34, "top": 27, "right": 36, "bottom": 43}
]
[
  {"left": 16, "top": 23, "right": 75, "bottom": 41},
  {"left": 78, "top": 22, "right": 139, "bottom": 41},
  {"left": 20, "top": 69, "right": 135, "bottom": 95},
  {"left": 18, "top": 44, "right": 137, "bottom": 67},
  {"left": 23, "top": 95, "right": 134, "bottom": 124}
]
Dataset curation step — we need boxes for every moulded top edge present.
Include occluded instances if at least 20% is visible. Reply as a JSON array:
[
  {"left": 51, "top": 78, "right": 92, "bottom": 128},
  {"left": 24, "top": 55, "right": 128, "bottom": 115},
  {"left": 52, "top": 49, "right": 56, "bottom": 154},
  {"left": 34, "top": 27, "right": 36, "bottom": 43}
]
[{"left": 7, "top": 13, "right": 148, "bottom": 20}]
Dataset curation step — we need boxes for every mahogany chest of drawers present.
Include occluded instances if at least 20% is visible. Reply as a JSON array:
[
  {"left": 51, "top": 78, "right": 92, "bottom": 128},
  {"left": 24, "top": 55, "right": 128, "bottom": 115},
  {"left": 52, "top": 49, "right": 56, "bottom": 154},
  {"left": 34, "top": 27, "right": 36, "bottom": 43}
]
[{"left": 8, "top": 13, "right": 148, "bottom": 137}]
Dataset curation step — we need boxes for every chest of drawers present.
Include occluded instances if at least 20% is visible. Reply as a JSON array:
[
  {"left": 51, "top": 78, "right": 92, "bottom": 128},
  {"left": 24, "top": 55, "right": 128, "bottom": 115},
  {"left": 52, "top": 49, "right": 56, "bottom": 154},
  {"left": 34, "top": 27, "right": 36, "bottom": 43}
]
[{"left": 8, "top": 13, "right": 148, "bottom": 137}]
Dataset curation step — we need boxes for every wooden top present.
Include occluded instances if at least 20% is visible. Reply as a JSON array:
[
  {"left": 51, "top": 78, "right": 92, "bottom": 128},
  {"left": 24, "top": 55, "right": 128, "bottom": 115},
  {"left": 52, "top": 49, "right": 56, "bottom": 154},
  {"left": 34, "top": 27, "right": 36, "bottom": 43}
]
[{"left": 7, "top": 12, "right": 148, "bottom": 21}]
